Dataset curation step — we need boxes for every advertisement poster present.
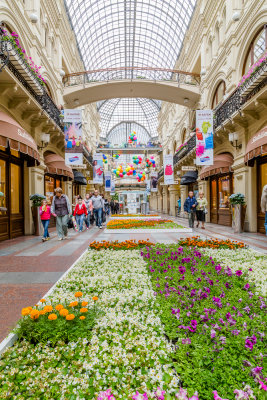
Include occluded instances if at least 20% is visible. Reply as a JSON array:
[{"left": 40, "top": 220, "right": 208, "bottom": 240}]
[
  {"left": 105, "top": 171, "right": 111, "bottom": 191},
  {"left": 164, "top": 154, "right": 174, "bottom": 184},
  {"left": 150, "top": 171, "right": 158, "bottom": 192},
  {"left": 65, "top": 153, "right": 83, "bottom": 166},
  {"left": 196, "top": 110, "right": 214, "bottom": 166},
  {"left": 127, "top": 193, "right": 137, "bottom": 214},
  {"left": 111, "top": 180, "right": 115, "bottom": 195},
  {"left": 93, "top": 153, "right": 104, "bottom": 184},
  {"left": 146, "top": 180, "right": 151, "bottom": 195},
  {"left": 64, "top": 109, "right": 83, "bottom": 166}
]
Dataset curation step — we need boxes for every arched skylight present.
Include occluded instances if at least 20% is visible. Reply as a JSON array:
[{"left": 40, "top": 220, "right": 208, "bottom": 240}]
[
  {"left": 98, "top": 98, "right": 159, "bottom": 142},
  {"left": 107, "top": 121, "right": 150, "bottom": 145}
]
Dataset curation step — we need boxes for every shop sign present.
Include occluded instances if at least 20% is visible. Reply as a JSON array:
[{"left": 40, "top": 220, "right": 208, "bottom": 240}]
[
  {"left": 93, "top": 153, "right": 104, "bottom": 184},
  {"left": 111, "top": 180, "right": 115, "bottom": 195},
  {"left": 196, "top": 110, "right": 214, "bottom": 166},
  {"left": 65, "top": 153, "right": 83, "bottom": 166},
  {"left": 163, "top": 154, "right": 174, "bottom": 184},
  {"left": 182, "top": 166, "right": 197, "bottom": 171}
]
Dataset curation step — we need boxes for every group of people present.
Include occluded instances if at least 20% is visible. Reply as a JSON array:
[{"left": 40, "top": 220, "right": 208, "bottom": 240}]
[
  {"left": 183, "top": 191, "right": 208, "bottom": 229},
  {"left": 39, "top": 188, "right": 111, "bottom": 242},
  {"left": 110, "top": 200, "right": 119, "bottom": 214}
]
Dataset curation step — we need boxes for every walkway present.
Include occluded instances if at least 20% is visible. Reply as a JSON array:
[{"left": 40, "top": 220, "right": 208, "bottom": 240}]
[{"left": 0, "top": 217, "right": 266, "bottom": 342}]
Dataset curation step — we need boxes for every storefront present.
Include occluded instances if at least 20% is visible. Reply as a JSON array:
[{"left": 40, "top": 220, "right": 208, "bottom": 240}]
[
  {"left": 244, "top": 126, "right": 267, "bottom": 233},
  {"left": 180, "top": 170, "right": 198, "bottom": 195},
  {"left": 72, "top": 170, "right": 87, "bottom": 199},
  {"left": 44, "top": 153, "right": 73, "bottom": 227},
  {"left": 0, "top": 112, "right": 40, "bottom": 241},
  {"left": 200, "top": 153, "right": 234, "bottom": 226}
]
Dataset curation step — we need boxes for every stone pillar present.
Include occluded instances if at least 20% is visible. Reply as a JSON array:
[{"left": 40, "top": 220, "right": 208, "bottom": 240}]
[
  {"left": 162, "top": 186, "right": 169, "bottom": 214},
  {"left": 198, "top": 179, "right": 210, "bottom": 223},
  {"left": 27, "top": 163, "right": 46, "bottom": 235},
  {"left": 169, "top": 184, "right": 180, "bottom": 216},
  {"left": 65, "top": 180, "right": 72, "bottom": 202},
  {"left": 157, "top": 186, "right": 163, "bottom": 212},
  {"left": 180, "top": 185, "right": 188, "bottom": 218},
  {"left": 80, "top": 185, "right": 86, "bottom": 198}
]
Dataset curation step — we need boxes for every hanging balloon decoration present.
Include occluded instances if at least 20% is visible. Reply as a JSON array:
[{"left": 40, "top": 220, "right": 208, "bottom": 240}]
[
  {"left": 113, "top": 152, "right": 121, "bottom": 160},
  {"left": 125, "top": 164, "right": 137, "bottom": 176},
  {"left": 113, "top": 165, "right": 126, "bottom": 178},
  {"left": 132, "top": 155, "right": 142, "bottom": 165},
  {"left": 102, "top": 154, "right": 108, "bottom": 164},
  {"left": 128, "top": 131, "right": 137, "bottom": 144},
  {"left": 136, "top": 171, "right": 146, "bottom": 183},
  {"left": 112, "top": 164, "right": 137, "bottom": 178},
  {"left": 146, "top": 156, "right": 156, "bottom": 168}
]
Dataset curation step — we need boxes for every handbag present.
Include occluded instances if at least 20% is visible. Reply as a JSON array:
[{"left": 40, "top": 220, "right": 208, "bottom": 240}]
[{"left": 204, "top": 206, "right": 208, "bottom": 214}]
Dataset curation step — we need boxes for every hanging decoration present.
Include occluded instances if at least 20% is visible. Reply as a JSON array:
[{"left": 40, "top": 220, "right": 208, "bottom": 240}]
[
  {"left": 136, "top": 171, "right": 146, "bottom": 182},
  {"left": 102, "top": 154, "right": 108, "bottom": 164},
  {"left": 112, "top": 152, "right": 121, "bottom": 159},
  {"left": 128, "top": 131, "right": 137, "bottom": 144},
  {"left": 132, "top": 155, "right": 142, "bottom": 165},
  {"left": 112, "top": 164, "right": 137, "bottom": 178},
  {"left": 145, "top": 156, "right": 156, "bottom": 168}
]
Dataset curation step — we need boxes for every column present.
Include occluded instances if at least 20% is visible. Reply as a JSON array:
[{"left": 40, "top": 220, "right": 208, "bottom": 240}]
[
  {"left": 169, "top": 184, "right": 180, "bottom": 216},
  {"left": 162, "top": 186, "right": 168, "bottom": 214},
  {"left": 180, "top": 185, "right": 188, "bottom": 218},
  {"left": 233, "top": 164, "right": 254, "bottom": 232},
  {"left": 198, "top": 180, "right": 210, "bottom": 223},
  {"left": 157, "top": 186, "right": 163, "bottom": 212},
  {"left": 27, "top": 163, "right": 46, "bottom": 235}
]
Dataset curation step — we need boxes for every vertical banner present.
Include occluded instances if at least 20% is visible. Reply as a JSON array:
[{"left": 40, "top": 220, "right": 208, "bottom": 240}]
[
  {"left": 105, "top": 171, "right": 111, "bottom": 191},
  {"left": 164, "top": 154, "right": 174, "bottom": 184},
  {"left": 196, "top": 110, "right": 214, "bottom": 166},
  {"left": 146, "top": 179, "right": 151, "bottom": 195},
  {"left": 150, "top": 171, "right": 158, "bottom": 192},
  {"left": 64, "top": 109, "right": 83, "bottom": 166},
  {"left": 93, "top": 153, "right": 104, "bottom": 184},
  {"left": 111, "top": 180, "right": 115, "bottom": 195}
]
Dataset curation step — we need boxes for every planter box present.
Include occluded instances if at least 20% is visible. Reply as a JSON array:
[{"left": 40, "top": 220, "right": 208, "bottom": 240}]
[
  {"left": 31, "top": 206, "right": 42, "bottom": 236},
  {"left": 231, "top": 204, "right": 246, "bottom": 233}
]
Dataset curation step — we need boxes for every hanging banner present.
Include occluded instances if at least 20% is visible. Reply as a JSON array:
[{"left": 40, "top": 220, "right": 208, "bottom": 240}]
[
  {"left": 196, "top": 110, "right": 214, "bottom": 166},
  {"left": 93, "top": 153, "right": 104, "bottom": 184},
  {"left": 111, "top": 180, "right": 115, "bottom": 195},
  {"left": 104, "top": 171, "right": 112, "bottom": 191},
  {"left": 150, "top": 171, "right": 158, "bottom": 192},
  {"left": 64, "top": 109, "right": 83, "bottom": 166},
  {"left": 164, "top": 154, "right": 174, "bottom": 184},
  {"left": 146, "top": 179, "right": 151, "bottom": 195}
]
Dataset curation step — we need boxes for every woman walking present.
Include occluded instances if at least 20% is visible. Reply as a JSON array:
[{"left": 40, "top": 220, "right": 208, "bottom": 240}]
[
  {"left": 196, "top": 191, "right": 208, "bottom": 229},
  {"left": 73, "top": 196, "right": 88, "bottom": 232},
  {"left": 39, "top": 199, "right": 51, "bottom": 241}
]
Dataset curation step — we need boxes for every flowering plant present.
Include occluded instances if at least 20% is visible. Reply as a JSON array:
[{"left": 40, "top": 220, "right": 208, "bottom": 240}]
[
  {"left": 29, "top": 193, "right": 46, "bottom": 207},
  {"left": 229, "top": 193, "right": 246, "bottom": 205},
  {"left": 107, "top": 219, "right": 183, "bottom": 229},
  {"left": 89, "top": 239, "right": 154, "bottom": 250},
  {"left": 238, "top": 52, "right": 267, "bottom": 88},
  {"left": 142, "top": 245, "right": 266, "bottom": 399},
  {"left": 176, "top": 142, "right": 188, "bottom": 153},
  {"left": 178, "top": 236, "right": 247, "bottom": 249},
  {"left": 1, "top": 30, "right": 46, "bottom": 86},
  {"left": 16, "top": 293, "right": 101, "bottom": 346}
]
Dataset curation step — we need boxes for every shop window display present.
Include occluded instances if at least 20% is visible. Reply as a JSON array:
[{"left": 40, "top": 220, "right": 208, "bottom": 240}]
[
  {"left": 10, "top": 164, "right": 21, "bottom": 214},
  {"left": 218, "top": 175, "right": 231, "bottom": 209},
  {"left": 0, "top": 159, "right": 6, "bottom": 215}
]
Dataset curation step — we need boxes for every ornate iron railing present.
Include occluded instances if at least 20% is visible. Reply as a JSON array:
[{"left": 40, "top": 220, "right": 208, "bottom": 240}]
[
  {"left": 173, "top": 134, "right": 196, "bottom": 166},
  {"left": 63, "top": 67, "right": 201, "bottom": 87},
  {"left": 214, "top": 58, "right": 267, "bottom": 128},
  {"left": 158, "top": 168, "right": 164, "bottom": 180},
  {"left": 0, "top": 26, "right": 64, "bottom": 131},
  {"left": 83, "top": 145, "right": 93, "bottom": 166}
]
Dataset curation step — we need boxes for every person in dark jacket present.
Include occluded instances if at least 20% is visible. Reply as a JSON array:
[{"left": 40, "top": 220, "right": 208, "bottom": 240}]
[
  {"left": 184, "top": 191, "right": 198, "bottom": 228},
  {"left": 51, "top": 188, "right": 71, "bottom": 240}
]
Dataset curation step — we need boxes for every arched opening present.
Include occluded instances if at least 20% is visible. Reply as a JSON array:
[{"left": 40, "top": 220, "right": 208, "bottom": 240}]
[
  {"left": 181, "top": 128, "right": 186, "bottom": 144},
  {"left": 242, "top": 25, "right": 267, "bottom": 75},
  {"left": 212, "top": 80, "right": 226, "bottom": 109}
]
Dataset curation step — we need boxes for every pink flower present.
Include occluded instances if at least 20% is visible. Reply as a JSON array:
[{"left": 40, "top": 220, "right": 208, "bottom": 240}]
[
  {"left": 213, "top": 391, "right": 229, "bottom": 400},
  {"left": 235, "top": 270, "right": 243, "bottom": 277},
  {"left": 154, "top": 387, "right": 165, "bottom": 400},
  {"left": 189, "top": 393, "right": 199, "bottom": 400},
  {"left": 175, "top": 388, "right": 189, "bottom": 400},
  {"left": 97, "top": 388, "right": 116, "bottom": 400},
  {"left": 259, "top": 381, "right": 267, "bottom": 391},
  {"left": 132, "top": 392, "right": 148, "bottom": 400}
]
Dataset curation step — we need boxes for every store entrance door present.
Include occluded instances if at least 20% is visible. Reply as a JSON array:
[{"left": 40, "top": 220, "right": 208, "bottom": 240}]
[
  {"left": 0, "top": 153, "right": 24, "bottom": 241},
  {"left": 257, "top": 156, "right": 267, "bottom": 233}
]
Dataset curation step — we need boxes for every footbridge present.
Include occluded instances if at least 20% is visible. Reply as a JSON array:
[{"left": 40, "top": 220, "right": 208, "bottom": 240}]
[{"left": 63, "top": 67, "right": 200, "bottom": 107}]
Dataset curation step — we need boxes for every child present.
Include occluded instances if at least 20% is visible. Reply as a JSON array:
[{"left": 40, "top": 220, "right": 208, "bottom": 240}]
[
  {"left": 73, "top": 197, "right": 87, "bottom": 232},
  {"left": 39, "top": 199, "right": 51, "bottom": 242}
]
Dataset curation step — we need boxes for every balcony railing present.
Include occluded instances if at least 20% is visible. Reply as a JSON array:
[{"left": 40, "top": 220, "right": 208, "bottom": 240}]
[
  {"left": 158, "top": 168, "right": 164, "bottom": 180},
  {"left": 0, "top": 28, "right": 63, "bottom": 132},
  {"left": 173, "top": 134, "right": 196, "bottom": 166},
  {"left": 214, "top": 58, "right": 267, "bottom": 129}
]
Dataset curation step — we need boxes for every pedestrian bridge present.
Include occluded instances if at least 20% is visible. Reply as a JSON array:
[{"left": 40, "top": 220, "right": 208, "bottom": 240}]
[{"left": 63, "top": 67, "right": 200, "bottom": 107}]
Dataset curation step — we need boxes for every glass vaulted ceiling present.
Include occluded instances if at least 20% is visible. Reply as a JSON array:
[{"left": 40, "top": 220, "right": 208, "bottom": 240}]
[{"left": 65, "top": 0, "right": 196, "bottom": 143}]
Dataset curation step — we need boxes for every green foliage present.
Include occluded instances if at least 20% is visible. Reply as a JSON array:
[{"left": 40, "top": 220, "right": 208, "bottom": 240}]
[
  {"left": 229, "top": 193, "right": 246, "bottom": 205},
  {"left": 111, "top": 192, "right": 119, "bottom": 201},
  {"left": 15, "top": 303, "right": 103, "bottom": 346},
  {"left": 30, "top": 193, "right": 46, "bottom": 207}
]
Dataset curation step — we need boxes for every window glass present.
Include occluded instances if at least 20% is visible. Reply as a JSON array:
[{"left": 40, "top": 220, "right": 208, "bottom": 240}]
[
  {"left": 0, "top": 159, "right": 7, "bottom": 215},
  {"left": 243, "top": 27, "right": 267, "bottom": 74},
  {"left": 45, "top": 175, "right": 55, "bottom": 205},
  {"left": 218, "top": 175, "right": 231, "bottom": 209},
  {"left": 212, "top": 81, "right": 225, "bottom": 108},
  {"left": 211, "top": 179, "right": 217, "bottom": 211},
  {"left": 260, "top": 162, "right": 267, "bottom": 214},
  {"left": 10, "top": 163, "right": 20, "bottom": 214}
]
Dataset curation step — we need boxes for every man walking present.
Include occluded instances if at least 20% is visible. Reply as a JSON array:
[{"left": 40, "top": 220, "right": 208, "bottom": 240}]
[
  {"left": 84, "top": 193, "right": 93, "bottom": 229},
  {"left": 51, "top": 187, "right": 71, "bottom": 240},
  {"left": 184, "top": 191, "right": 197, "bottom": 228},
  {"left": 91, "top": 190, "right": 104, "bottom": 229}
]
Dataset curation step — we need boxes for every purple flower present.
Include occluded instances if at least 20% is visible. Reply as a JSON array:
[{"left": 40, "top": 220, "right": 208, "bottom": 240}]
[
  {"left": 196, "top": 278, "right": 201, "bottom": 282},
  {"left": 251, "top": 366, "right": 263, "bottom": 378},
  {"left": 210, "top": 329, "right": 216, "bottom": 338},
  {"left": 219, "top": 336, "right": 226, "bottom": 344},
  {"left": 244, "top": 339, "right": 254, "bottom": 351},
  {"left": 182, "top": 338, "right": 191, "bottom": 344},
  {"left": 243, "top": 283, "right": 250, "bottom": 290},
  {"left": 231, "top": 330, "right": 240, "bottom": 336},
  {"left": 132, "top": 391, "right": 148, "bottom": 400},
  {"left": 236, "top": 270, "right": 243, "bottom": 277},
  {"left": 154, "top": 388, "right": 165, "bottom": 400},
  {"left": 179, "top": 266, "right": 186, "bottom": 275}
]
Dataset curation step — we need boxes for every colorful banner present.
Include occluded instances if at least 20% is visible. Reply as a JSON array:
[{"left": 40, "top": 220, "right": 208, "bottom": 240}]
[
  {"left": 65, "top": 153, "right": 83, "bottom": 166},
  {"left": 111, "top": 180, "right": 115, "bottom": 195},
  {"left": 64, "top": 109, "right": 83, "bottom": 166},
  {"left": 150, "top": 171, "right": 158, "bottom": 192},
  {"left": 93, "top": 153, "right": 104, "bottom": 184},
  {"left": 196, "top": 110, "right": 214, "bottom": 166},
  {"left": 105, "top": 171, "right": 112, "bottom": 191},
  {"left": 164, "top": 154, "right": 174, "bottom": 185}
]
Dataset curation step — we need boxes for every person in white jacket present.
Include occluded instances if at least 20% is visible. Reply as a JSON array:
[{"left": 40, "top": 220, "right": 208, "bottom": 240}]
[{"left": 261, "top": 184, "right": 267, "bottom": 236}]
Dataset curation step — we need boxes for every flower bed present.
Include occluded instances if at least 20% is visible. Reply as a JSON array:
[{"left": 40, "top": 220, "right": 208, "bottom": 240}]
[
  {"left": 89, "top": 239, "right": 154, "bottom": 250},
  {"left": 142, "top": 245, "right": 266, "bottom": 400},
  {"left": 107, "top": 219, "right": 183, "bottom": 230},
  {"left": 0, "top": 250, "right": 179, "bottom": 399},
  {"left": 111, "top": 214, "right": 159, "bottom": 217},
  {"left": 178, "top": 236, "right": 247, "bottom": 249}
]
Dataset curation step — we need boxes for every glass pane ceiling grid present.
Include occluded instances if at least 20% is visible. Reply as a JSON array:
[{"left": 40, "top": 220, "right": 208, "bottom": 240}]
[{"left": 65, "top": 0, "right": 196, "bottom": 143}]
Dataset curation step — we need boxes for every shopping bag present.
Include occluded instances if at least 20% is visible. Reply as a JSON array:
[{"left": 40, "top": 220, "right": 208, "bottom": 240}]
[{"left": 72, "top": 215, "right": 78, "bottom": 231}]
